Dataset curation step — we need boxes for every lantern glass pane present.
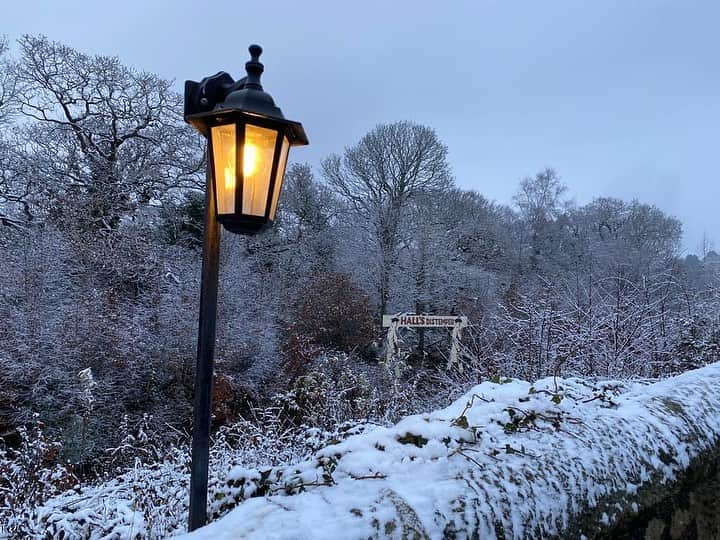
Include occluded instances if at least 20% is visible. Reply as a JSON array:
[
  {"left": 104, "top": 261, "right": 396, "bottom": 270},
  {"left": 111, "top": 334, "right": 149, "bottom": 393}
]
[
  {"left": 269, "top": 136, "right": 290, "bottom": 220},
  {"left": 210, "top": 124, "right": 236, "bottom": 215},
  {"left": 243, "top": 124, "right": 277, "bottom": 216}
]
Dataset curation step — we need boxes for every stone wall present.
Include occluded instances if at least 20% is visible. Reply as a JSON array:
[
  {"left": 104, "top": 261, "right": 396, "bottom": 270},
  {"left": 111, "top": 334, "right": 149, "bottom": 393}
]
[
  {"left": 182, "top": 364, "right": 720, "bottom": 540},
  {"left": 598, "top": 448, "right": 720, "bottom": 540}
]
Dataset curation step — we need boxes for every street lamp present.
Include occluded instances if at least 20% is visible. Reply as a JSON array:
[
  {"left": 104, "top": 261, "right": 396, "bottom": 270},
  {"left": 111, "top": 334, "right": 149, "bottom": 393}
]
[
  {"left": 184, "top": 44, "right": 308, "bottom": 531},
  {"left": 185, "top": 44, "right": 308, "bottom": 234}
]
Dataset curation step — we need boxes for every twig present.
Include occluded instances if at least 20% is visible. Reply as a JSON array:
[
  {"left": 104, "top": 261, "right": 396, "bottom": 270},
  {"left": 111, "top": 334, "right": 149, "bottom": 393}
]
[{"left": 349, "top": 472, "right": 387, "bottom": 480}]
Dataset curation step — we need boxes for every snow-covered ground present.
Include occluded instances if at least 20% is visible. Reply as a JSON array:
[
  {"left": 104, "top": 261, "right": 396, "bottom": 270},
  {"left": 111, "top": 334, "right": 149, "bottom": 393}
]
[{"left": 180, "top": 363, "right": 720, "bottom": 539}]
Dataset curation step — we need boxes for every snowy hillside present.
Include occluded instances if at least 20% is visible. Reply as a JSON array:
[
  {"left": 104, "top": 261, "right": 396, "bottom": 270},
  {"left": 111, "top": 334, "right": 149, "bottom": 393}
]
[{"left": 181, "top": 363, "right": 720, "bottom": 539}]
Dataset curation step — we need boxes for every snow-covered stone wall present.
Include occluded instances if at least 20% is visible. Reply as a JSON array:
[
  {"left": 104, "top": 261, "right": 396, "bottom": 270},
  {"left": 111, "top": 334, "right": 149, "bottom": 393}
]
[{"left": 182, "top": 363, "right": 720, "bottom": 539}]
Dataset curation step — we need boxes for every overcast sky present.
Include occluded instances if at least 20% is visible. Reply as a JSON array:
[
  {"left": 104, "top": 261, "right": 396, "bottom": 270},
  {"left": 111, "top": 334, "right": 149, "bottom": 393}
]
[{"left": 4, "top": 0, "right": 719, "bottom": 254}]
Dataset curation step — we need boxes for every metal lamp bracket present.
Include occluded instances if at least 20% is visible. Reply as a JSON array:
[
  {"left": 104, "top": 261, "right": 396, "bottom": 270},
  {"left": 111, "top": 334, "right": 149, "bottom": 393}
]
[{"left": 184, "top": 72, "right": 246, "bottom": 117}]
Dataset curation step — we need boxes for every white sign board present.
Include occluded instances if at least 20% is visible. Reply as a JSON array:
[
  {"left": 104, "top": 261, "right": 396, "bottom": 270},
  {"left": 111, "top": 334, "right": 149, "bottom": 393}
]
[{"left": 382, "top": 314, "right": 468, "bottom": 328}]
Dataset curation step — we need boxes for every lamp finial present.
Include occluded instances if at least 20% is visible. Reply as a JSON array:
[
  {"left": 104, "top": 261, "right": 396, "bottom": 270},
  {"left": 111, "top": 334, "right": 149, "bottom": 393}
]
[{"left": 245, "top": 44, "right": 264, "bottom": 90}]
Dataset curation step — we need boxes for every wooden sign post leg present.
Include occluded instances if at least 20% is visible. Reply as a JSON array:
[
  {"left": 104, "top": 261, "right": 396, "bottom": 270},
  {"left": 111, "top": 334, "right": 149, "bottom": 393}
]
[{"left": 416, "top": 301, "right": 425, "bottom": 358}]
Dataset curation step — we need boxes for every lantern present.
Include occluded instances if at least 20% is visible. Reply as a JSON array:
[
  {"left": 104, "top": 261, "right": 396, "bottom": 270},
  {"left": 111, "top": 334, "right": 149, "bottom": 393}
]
[{"left": 184, "top": 45, "right": 308, "bottom": 234}]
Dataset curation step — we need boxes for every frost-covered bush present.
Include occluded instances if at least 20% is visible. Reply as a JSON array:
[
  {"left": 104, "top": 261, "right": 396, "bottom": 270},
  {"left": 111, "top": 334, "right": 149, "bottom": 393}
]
[
  {"left": 208, "top": 421, "right": 374, "bottom": 520},
  {"left": 673, "top": 314, "right": 720, "bottom": 370},
  {"left": 104, "top": 414, "right": 182, "bottom": 472},
  {"left": 274, "top": 349, "right": 454, "bottom": 429},
  {"left": 35, "top": 445, "right": 190, "bottom": 539},
  {"left": 272, "top": 353, "right": 384, "bottom": 429},
  {"left": 0, "top": 417, "right": 77, "bottom": 538},
  {"left": 1, "top": 402, "right": 375, "bottom": 539}
]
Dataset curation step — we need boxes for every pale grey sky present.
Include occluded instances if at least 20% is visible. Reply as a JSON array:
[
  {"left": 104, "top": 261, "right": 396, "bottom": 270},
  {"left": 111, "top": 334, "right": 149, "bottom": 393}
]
[{"left": 4, "top": 0, "right": 719, "bottom": 254}]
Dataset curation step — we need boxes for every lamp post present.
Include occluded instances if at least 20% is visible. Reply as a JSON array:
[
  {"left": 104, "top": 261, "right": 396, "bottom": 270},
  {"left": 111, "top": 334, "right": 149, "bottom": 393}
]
[{"left": 183, "top": 44, "right": 308, "bottom": 531}]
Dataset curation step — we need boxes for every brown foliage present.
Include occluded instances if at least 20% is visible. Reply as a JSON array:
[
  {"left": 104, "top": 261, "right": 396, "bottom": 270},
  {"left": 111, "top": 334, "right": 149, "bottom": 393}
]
[
  {"left": 211, "top": 375, "right": 257, "bottom": 427},
  {"left": 291, "top": 272, "right": 375, "bottom": 352},
  {"left": 280, "top": 330, "right": 323, "bottom": 383}
]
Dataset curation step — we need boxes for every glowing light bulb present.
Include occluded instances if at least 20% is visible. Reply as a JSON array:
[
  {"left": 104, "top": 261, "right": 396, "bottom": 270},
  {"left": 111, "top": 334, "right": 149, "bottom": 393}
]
[
  {"left": 224, "top": 165, "right": 235, "bottom": 191},
  {"left": 243, "top": 143, "right": 258, "bottom": 177},
  {"left": 223, "top": 146, "right": 236, "bottom": 191}
]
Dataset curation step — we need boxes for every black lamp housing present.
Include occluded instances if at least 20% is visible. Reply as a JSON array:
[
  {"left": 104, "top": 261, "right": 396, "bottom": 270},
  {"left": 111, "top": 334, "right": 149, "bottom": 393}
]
[{"left": 184, "top": 45, "right": 308, "bottom": 234}]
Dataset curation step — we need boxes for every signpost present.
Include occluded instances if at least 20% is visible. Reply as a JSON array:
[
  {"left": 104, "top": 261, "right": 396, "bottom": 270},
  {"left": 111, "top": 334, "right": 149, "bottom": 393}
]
[
  {"left": 382, "top": 314, "right": 468, "bottom": 328},
  {"left": 382, "top": 313, "right": 469, "bottom": 371}
]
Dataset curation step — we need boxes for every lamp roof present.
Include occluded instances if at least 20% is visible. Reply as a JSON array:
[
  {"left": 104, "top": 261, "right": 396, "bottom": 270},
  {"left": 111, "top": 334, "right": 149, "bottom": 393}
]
[{"left": 184, "top": 45, "right": 308, "bottom": 145}]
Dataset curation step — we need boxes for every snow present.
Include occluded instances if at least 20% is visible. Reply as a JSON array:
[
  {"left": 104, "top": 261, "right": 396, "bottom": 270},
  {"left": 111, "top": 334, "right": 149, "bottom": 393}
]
[
  {"left": 30, "top": 450, "right": 191, "bottom": 539},
  {"left": 180, "top": 363, "right": 720, "bottom": 539}
]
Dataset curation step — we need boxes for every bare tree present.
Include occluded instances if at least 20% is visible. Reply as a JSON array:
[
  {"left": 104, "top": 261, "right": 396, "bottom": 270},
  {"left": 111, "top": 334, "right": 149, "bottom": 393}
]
[
  {"left": 513, "top": 168, "right": 571, "bottom": 271},
  {"left": 322, "top": 121, "right": 452, "bottom": 315},
  {"left": 0, "top": 132, "right": 35, "bottom": 227},
  {"left": 281, "top": 163, "right": 336, "bottom": 238},
  {"left": 0, "top": 36, "right": 25, "bottom": 227},
  {"left": 12, "top": 35, "right": 203, "bottom": 230},
  {"left": 0, "top": 35, "right": 17, "bottom": 123}
]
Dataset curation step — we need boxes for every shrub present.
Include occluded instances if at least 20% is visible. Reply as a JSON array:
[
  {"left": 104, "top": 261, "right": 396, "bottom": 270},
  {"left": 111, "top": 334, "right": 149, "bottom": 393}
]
[
  {"left": 291, "top": 273, "right": 375, "bottom": 352},
  {"left": 0, "top": 416, "right": 77, "bottom": 538}
]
